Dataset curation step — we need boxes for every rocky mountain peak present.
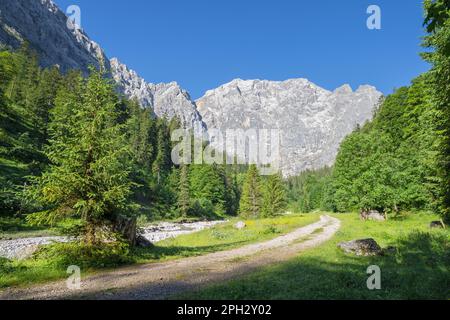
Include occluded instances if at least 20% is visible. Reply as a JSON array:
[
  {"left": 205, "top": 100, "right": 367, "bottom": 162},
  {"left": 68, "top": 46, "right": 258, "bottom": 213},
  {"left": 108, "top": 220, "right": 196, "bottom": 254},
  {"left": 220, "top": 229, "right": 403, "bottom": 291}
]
[
  {"left": 0, "top": 0, "right": 109, "bottom": 73},
  {"left": 110, "top": 57, "right": 206, "bottom": 135},
  {"left": 334, "top": 84, "right": 353, "bottom": 94},
  {"left": 196, "top": 78, "right": 382, "bottom": 176}
]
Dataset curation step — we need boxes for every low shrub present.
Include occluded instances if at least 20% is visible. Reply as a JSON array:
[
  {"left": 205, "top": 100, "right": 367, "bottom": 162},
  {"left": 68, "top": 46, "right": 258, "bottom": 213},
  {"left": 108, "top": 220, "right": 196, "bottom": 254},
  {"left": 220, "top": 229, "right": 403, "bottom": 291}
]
[
  {"left": 262, "top": 225, "right": 281, "bottom": 235},
  {"left": 33, "top": 241, "right": 132, "bottom": 269},
  {"left": 211, "top": 230, "right": 228, "bottom": 240},
  {"left": 0, "top": 257, "right": 13, "bottom": 273}
]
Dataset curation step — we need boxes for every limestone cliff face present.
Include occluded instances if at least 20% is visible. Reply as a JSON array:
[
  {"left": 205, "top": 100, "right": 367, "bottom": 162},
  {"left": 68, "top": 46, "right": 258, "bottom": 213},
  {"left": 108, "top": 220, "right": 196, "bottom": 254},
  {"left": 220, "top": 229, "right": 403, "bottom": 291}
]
[
  {"left": 0, "top": 0, "right": 206, "bottom": 134},
  {"left": 196, "top": 79, "right": 382, "bottom": 176},
  {"left": 0, "top": 0, "right": 109, "bottom": 73},
  {"left": 110, "top": 58, "right": 206, "bottom": 135}
]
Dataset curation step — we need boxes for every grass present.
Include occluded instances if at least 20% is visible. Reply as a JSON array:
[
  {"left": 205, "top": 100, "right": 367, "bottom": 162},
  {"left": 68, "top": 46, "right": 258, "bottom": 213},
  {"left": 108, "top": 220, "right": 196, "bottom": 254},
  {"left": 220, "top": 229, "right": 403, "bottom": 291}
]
[
  {"left": 0, "top": 216, "right": 58, "bottom": 240},
  {"left": 180, "top": 212, "right": 450, "bottom": 300},
  {"left": 0, "top": 213, "right": 319, "bottom": 289},
  {"left": 0, "top": 216, "right": 80, "bottom": 240}
]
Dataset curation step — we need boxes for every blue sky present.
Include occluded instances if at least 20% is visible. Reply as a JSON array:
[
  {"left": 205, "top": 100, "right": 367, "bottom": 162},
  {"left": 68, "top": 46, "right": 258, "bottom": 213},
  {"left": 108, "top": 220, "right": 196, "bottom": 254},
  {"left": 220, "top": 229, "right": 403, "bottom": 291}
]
[{"left": 54, "top": 0, "right": 429, "bottom": 99}]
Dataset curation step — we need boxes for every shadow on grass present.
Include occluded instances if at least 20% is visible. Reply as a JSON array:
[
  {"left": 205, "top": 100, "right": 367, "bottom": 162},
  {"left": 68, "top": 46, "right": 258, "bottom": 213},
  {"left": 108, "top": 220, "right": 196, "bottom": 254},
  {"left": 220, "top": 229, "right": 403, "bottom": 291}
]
[{"left": 183, "top": 231, "right": 449, "bottom": 300}]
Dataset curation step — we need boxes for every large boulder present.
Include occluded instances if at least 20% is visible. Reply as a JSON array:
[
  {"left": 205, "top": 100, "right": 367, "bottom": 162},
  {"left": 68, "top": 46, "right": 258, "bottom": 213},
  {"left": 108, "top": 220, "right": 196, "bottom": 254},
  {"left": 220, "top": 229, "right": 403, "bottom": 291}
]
[
  {"left": 338, "top": 239, "right": 382, "bottom": 256},
  {"left": 360, "top": 210, "right": 386, "bottom": 222},
  {"left": 113, "top": 215, "right": 137, "bottom": 246}
]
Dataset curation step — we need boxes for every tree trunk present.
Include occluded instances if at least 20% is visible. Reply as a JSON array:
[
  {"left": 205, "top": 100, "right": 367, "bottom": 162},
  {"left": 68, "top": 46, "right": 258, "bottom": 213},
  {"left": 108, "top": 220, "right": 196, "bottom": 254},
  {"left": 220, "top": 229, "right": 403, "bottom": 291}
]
[{"left": 113, "top": 215, "right": 137, "bottom": 246}]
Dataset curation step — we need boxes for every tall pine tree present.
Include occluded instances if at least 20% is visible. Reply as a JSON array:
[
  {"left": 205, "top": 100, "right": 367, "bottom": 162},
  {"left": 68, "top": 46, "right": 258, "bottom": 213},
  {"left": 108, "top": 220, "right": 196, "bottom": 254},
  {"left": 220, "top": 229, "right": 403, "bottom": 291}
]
[
  {"left": 152, "top": 119, "right": 171, "bottom": 184},
  {"left": 239, "top": 165, "right": 262, "bottom": 218},
  {"left": 189, "top": 164, "right": 227, "bottom": 215},
  {"left": 262, "top": 172, "right": 287, "bottom": 217},
  {"left": 177, "top": 164, "right": 190, "bottom": 217},
  {"left": 28, "top": 68, "right": 133, "bottom": 243}
]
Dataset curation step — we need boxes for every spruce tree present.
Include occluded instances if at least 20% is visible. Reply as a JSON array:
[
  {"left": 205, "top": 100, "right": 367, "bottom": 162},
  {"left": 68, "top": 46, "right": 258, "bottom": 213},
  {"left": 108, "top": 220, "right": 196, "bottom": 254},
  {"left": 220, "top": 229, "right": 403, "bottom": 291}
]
[
  {"left": 223, "top": 164, "right": 240, "bottom": 216},
  {"left": 10, "top": 44, "right": 40, "bottom": 112},
  {"left": 152, "top": 119, "right": 171, "bottom": 184},
  {"left": 189, "top": 164, "right": 227, "bottom": 215},
  {"left": 0, "top": 62, "right": 6, "bottom": 113},
  {"left": 28, "top": 68, "right": 133, "bottom": 244},
  {"left": 32, "top": 66, "right": 62, "bottom": 145},
  {"left": 239, "top": 165, "right": 262, "bottom": 218},
  {"left": 0, "top": 50, "right": 15, "bottom": 105},
  {"left": 126, "top": 99, "right": 154, "bottom": 169},
  {"left": 262, "top": 172, "right": 287, "bottom": 217},
  {"left": 178, "top": 164, "right": 190, "bottom": 217},
  {"left": 138, "top": 109, "right": 155, "bottom": 169}
]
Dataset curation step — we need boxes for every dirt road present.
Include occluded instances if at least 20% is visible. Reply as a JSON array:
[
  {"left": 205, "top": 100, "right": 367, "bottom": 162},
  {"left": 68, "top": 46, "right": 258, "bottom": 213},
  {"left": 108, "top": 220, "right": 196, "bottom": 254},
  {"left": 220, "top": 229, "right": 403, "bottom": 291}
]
[{"left": 0, "top": 215, "right": 340, "bottom": 300}]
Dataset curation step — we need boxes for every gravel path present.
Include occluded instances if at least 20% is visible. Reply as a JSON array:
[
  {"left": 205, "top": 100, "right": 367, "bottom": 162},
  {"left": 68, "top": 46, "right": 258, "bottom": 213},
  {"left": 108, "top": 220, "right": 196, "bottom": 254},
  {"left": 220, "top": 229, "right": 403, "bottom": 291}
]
[{"left": 0, "top": 215, "right": 340, "bottom": 300}]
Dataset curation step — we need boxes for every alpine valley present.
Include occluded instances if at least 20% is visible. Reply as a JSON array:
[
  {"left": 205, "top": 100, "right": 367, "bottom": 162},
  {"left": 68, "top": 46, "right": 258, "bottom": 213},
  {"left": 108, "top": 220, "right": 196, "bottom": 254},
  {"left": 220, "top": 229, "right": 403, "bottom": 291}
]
[{"left": 0, "top": 0, "right": 382, "bottom": 176}]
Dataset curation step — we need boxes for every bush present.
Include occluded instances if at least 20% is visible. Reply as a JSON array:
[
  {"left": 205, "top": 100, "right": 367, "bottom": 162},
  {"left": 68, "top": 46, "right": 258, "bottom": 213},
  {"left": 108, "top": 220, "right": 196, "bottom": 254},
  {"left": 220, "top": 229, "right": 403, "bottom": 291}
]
[
  {"left": 262, "top": 225, "right": 281, "bottom": 235},
  {"left": 0, "top": 257, "right": 13, "bottom": 273},
  {"left": 211, "top": 229, "right": 228, "bottom": 240},
  {"left": 34, "top": 241, "right": 132, "bottom": 269}
]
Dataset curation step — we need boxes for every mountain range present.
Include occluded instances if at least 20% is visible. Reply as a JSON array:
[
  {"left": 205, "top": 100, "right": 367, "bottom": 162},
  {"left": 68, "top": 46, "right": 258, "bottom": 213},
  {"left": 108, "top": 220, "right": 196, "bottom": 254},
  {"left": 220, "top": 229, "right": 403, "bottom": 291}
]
[{"left": 0, "top": 0, "right": 382, "bottom": 176}]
